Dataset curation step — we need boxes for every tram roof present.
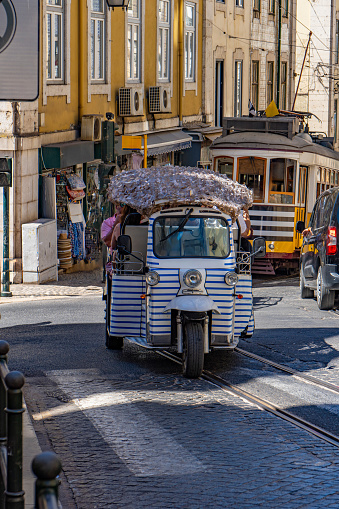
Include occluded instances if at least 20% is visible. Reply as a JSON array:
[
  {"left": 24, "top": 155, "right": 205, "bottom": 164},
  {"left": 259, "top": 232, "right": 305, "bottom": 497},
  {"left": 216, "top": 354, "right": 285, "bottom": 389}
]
[{"left": 211, "top": 132, "right": 339, "bottom": 161}]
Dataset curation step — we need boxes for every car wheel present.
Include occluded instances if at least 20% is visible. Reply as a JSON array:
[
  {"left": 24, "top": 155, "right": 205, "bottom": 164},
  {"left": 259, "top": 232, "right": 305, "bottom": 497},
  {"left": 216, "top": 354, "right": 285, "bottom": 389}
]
[
  {"left": 300, "top": 270, "right": 314, "bottom": 299},
  {"left": 317, "top": 267, "right": 335, "bottom": 310}
]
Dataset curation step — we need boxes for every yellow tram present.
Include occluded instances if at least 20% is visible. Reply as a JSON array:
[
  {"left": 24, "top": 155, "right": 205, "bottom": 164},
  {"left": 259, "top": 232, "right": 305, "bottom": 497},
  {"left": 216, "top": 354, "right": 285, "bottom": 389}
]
[{"left": 210, "top": 116, "right": 339, "bottom": 273}]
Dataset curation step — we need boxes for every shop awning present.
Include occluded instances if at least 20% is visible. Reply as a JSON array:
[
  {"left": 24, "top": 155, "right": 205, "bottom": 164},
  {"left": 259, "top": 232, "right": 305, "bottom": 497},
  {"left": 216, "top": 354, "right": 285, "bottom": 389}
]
[
  {"left": 141, "top": 129, "right": 192, "bottom": 156},
  {"left": 41, "top": 140, "right": 95, "bottom": 169}
]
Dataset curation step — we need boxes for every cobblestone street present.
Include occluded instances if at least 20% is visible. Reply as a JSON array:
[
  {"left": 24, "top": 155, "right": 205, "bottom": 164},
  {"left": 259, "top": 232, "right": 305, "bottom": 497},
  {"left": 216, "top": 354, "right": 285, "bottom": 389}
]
[{"left": 2, "top": 272, "right": 339, "bottom": 508}]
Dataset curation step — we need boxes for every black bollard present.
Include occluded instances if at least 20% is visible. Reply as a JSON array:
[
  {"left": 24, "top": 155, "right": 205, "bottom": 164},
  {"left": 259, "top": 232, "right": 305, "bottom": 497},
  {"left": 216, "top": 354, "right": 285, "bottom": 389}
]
[
  {"left": 32, "top": 452, "right": 62, "bottom": 509},
  {"left": 4, "top": 371, "right": 25, "bottom": 509},
  {"left": 0, "top": 342, "right": 9, "bottom": 447}
]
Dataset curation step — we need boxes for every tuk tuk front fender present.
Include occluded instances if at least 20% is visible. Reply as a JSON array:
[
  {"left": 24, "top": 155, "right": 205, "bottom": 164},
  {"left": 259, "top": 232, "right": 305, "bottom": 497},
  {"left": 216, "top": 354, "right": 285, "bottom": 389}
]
[{"left": 163, "top": 296, "right": 220, "bottom": 314}]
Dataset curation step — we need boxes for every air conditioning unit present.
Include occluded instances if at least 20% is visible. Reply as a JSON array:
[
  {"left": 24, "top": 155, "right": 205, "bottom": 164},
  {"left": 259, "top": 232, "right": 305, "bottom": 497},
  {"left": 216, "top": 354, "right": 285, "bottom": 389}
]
[
  {"left": 149, "top": 86, "right": 171, "bottom": 113},
  {"left": 81, "top": 115, "right": 102, "bottom": 141},
  {"left": 119, "top": 88, "right": 144, "bottom": 116}
]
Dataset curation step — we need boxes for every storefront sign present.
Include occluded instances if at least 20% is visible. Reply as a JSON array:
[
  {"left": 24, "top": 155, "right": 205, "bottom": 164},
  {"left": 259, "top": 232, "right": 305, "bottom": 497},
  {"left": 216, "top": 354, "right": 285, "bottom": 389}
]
[{"left": 121, "top": 135, "right": 142, "bottom": 150}]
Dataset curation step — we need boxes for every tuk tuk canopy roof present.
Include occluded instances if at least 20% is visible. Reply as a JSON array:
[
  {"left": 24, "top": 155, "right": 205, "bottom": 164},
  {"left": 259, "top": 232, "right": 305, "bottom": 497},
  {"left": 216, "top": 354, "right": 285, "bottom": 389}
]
[{"left": 107, "top": 166, "right": 253, "bottom": 220}]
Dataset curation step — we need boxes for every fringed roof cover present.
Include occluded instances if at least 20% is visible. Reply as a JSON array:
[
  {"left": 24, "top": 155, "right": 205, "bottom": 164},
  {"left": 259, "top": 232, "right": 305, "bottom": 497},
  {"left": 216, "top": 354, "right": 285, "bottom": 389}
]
[{"left": 107, "top": 166, "right": 253, "bottom": 220}]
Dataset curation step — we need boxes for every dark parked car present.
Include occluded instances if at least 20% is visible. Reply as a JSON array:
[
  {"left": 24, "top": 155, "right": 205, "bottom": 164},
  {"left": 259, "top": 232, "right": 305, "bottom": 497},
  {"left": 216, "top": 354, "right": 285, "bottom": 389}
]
[{"left": 296, "top": 187, "right": 339, "bottom": 310}]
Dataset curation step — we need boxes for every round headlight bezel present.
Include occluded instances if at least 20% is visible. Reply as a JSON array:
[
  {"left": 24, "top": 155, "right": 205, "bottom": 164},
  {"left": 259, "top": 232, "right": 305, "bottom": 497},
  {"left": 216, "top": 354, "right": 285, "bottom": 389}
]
[
  {"left": 183, "top": 269, "right": 202, "bottom": 288},
  {"left": 146, "top": 271, "right": 160, "bottom": 286},
  {"left": 224, "top": 271, "right": 239, "bottom": 286}
]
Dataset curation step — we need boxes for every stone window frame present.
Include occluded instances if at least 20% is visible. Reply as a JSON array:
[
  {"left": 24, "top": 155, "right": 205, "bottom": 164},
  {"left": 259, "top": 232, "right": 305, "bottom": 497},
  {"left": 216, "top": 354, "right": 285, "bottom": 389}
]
[
  {"left": 157, "top": 0, "right": 172, "bottom": 84},
  {"left": 87, "top": 0, "right": 111, "bottom": 102},
  {"left": 183, "top": 0, "right": 199, "bottom": 96},
  {"left": 42, "top": 0, "right": 71, "bottom": 106},
  {"left": 126, "top": 0, "right": 144, "bottom": 84}
]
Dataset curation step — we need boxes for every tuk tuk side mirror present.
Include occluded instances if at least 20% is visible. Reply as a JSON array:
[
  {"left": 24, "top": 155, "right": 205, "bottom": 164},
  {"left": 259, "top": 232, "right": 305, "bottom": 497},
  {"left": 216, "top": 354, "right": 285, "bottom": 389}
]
[
  {"left": 117, "top": 234, "right": 132, "bottom": 256},
  {"left": 252, "top": 237, "right": 266, "bottom": 258},
  {"left": 296, "top": 220, "right": 305, "bottom": 234}
]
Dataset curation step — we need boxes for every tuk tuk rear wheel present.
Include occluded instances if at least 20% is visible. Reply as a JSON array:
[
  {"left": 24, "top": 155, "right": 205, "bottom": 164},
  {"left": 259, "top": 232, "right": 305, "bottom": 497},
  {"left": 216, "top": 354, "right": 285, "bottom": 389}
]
[
  {"left": 183, "top": 320, "right": 204, "bottom": 379},
  {"left": 105, "top": 294, "right": 123, "bottom": 350}
]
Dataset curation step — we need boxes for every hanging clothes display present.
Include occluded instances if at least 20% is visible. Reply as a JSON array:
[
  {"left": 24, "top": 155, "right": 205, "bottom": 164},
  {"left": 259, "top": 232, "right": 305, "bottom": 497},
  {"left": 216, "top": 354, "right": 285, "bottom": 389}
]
[{"left": 68, "top": 221, "right": 85, "bottom": 260}]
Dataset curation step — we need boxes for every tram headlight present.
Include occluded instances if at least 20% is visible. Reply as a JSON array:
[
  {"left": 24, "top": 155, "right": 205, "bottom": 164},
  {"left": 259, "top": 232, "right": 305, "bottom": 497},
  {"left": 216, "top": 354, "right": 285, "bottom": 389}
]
[
  {"left": 224, "top": 272, "right": 239, "bottom": 286},
  {"left": 146, "top": 271, "right": 160, "bottom": 286},
  {"left": 183, "top": 269, "right": 202, "bottom": 288}
]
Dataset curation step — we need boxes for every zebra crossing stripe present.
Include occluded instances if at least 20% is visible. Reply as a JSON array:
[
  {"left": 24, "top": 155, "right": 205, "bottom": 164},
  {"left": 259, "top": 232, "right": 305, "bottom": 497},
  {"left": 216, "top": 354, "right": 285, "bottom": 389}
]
[{"left": 38, "top": 369, "right": 206, "bottom": 477}]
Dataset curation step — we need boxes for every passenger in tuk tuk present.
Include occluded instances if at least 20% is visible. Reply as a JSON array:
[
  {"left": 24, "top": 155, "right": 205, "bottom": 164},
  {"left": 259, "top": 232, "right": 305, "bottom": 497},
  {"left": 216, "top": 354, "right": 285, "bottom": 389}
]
[
  {"left": 110, "top": 205, "right": 141, "bottom": 250},
  {"left": 239, "top": 207, "right": 253, "bottom": 252},
  {"left": 101, "top": 203, "right": 124, "bottom": 252}
]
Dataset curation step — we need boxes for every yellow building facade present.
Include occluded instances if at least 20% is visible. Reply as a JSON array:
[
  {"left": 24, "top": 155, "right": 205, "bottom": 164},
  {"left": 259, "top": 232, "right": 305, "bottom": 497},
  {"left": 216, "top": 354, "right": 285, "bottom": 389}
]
[
  {"left": 40, "top": 0, "right": 203, "bottom": 138},
  {"left": 0, "top": 0, "right": 205, "bottom": 284}
]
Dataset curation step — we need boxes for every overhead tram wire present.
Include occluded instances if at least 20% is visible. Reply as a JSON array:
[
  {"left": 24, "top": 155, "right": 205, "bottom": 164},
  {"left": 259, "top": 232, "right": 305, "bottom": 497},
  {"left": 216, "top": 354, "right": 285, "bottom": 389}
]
[{"left": 197, "top": 2, "right": 336, "bottom": 58}]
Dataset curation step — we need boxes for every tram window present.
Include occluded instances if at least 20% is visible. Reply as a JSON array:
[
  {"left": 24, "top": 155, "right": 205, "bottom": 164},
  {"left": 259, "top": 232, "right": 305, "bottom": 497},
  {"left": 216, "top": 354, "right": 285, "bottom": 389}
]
[
  {"left": 336, "top": 172, "right": 338, "bottom": 186},
  {"left": 269, "top": 158, "right": 295, "bottom": 204},
  {"left": 238, "top": 157, "right": 265, "bottom": 202},
  {"left": 298, "top": 167, "right": 307, "bottom": 205},
  {"left": 217, "top": 158, "right": 234, "bottom": 179},
  {"left": 270, "top": 159, "right": 285, "bottom": 192}
]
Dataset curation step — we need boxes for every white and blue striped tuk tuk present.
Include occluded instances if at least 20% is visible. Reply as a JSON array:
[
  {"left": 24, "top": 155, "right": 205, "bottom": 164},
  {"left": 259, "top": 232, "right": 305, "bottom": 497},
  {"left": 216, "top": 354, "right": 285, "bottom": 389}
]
[{"left": 104, "top": 204, "right": 265, "bottom": 378}]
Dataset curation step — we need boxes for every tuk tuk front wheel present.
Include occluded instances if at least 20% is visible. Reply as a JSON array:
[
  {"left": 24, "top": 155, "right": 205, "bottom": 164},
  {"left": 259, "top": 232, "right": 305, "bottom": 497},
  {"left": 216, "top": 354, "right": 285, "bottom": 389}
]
[{"left": 183, "top": 320, "right": 204, "bottom": 378}]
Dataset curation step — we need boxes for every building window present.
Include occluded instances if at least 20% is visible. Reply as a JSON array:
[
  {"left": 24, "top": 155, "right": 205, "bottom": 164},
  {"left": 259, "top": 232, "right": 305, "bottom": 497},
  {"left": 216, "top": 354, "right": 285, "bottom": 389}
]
[
  {"left": 234, "top": 60, "right": 242, "bottom": 117},
  {"left": 127, "top": 0, "right": 141, "bottom": 81},
  {"left": 281, "top": 62, "right": 287, "bottom": 110},
  {"left": 46, "top": 0, "right": 64, "bottom": 81},
  {"left": 267, "top": 61, "right": 274, "bottom": 105},
  {"left": 90, "top": 0, "right": 105, "bottom": 81},
  {"left": 268, "top": 0, "right": 274, "bottom": 14},
  {"left": 252, "top": 61, "right": 259, "bottom": 112},
  {"left": 336, "top": 20, "right": 339, "bottom": 64},
  {"left": 253, "top": 0, "right": 260, "bottom": 16},
  {"left": 236, "top": 0, "right": 244, "bottom": 7},
  {"left": 184, "top": 2, "right": 196, "bottom": 81},
  {"left": 282, "top": 0, "right": 288, "bottom": 16},
  {"left": 158, "top": 0, "right": 171, "bottom": 80}
]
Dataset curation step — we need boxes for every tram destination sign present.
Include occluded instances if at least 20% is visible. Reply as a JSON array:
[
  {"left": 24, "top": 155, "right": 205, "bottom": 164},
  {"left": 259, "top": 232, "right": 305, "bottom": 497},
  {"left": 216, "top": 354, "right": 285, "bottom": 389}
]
[{"left": 0, "top": 0, "right": 39, "bottom": 101}]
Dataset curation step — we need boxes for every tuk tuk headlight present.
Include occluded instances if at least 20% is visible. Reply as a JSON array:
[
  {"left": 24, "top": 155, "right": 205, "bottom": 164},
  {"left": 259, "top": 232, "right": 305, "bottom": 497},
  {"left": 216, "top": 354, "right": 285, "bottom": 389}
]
[
  {"left": 146, "top": 271, "right": 160, "bottom": 286},
  {"left": 224, "top": 272, "right": 239, "bottom": 286},
  {"left": 183, "top": 269, "right": 202, "bottom": 288}
]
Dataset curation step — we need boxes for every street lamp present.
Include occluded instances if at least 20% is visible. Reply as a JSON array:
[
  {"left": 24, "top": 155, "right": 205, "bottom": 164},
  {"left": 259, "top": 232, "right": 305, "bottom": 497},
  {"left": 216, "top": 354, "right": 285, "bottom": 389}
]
[{"left": 105, "top": 0, "right": 129, "bottom": 9}]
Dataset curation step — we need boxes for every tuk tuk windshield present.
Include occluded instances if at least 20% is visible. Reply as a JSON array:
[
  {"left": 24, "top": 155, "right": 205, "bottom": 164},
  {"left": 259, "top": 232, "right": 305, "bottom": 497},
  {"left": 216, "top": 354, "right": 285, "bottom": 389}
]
[{"left": 153, "top": 216, "right": 230, "bottom": 258}]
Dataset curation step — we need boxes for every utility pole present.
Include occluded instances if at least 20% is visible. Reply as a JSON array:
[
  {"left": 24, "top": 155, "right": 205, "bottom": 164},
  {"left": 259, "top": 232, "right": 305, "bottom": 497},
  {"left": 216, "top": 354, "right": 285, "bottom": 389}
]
[{"left": 0, "top": 158, "right": 12, "bottom": 297}]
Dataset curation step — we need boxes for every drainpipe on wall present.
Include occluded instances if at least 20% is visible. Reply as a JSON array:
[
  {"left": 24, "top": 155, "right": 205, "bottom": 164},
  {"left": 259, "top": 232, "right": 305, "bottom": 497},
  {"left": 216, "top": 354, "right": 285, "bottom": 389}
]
[
  {"left": 78, "top": 0, "right": 85, "bottom": 123},
  {"left": 276, "top": 0, "right": 282, "bottom": 109},
  {"left": 178, "top": 0, "right": 183, "bottom": 126}
]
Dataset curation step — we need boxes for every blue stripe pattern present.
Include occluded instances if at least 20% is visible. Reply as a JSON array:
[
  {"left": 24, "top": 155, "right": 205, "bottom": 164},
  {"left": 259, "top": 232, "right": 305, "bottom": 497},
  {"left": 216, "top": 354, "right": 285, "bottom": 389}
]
[
  {"left": 234, "top": 275, "right": 252, "bottom": 337},
  {"left": 149, "top": 268, "right": 180, "bottom": 334},
  {"left": 205, "top": 270, "right": 233, "bottom": 335},
  {"left": 110, "top": 276, "right": 145, "bottom": 337}
]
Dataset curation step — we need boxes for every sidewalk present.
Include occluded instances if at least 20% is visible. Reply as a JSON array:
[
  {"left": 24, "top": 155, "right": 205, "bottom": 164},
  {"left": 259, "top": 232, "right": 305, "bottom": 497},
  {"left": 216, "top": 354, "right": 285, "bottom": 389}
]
[
  {"left": 2, "top": 268, "right": 104, "bottom": 302},
  {"left": 2, "top": 269, "right": 104, "bottom": 507}
]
